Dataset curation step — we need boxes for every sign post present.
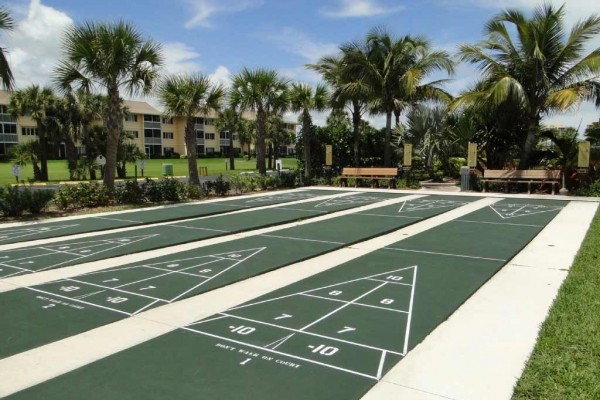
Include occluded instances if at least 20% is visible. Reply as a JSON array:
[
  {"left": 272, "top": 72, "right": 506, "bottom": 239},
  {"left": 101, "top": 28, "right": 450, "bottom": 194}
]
[
  {"left": 578, "top": 141, "right": 591, "bottom": 174},
  {"left": 11, "top": 164, "right": 20, "bottom": 184},
  {"left": 96, "top": 155, "right": 106, "bottom": 180},
  {"left": 140, "top": 159, "right": 146, "bottom": 178},
  {"left": 325, "top": 145, "right": 333, "bottom": 166},
  {"left": 403, "top": 144, "right": 413, "bottom": 185},
  {"left": 467, "top": 143, "right": 478, "bottom": 170}
]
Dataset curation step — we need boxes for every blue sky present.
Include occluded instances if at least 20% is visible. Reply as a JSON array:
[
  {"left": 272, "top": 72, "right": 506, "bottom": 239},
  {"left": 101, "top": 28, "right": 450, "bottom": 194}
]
[{"left": 2, "top": 0, "right": 599, "bottom": 130}]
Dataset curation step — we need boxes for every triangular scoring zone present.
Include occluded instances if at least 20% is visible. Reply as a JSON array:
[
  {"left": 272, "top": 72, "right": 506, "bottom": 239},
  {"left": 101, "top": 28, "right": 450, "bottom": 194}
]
[{"left": 489, "top": 203, "right": 563, "bottom": 219}]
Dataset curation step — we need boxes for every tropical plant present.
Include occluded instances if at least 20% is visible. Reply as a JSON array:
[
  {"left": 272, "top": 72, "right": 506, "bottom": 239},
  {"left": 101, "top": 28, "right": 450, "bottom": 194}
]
[
  {"left": 54, "top": 21, "right": 163, "bottom": 190},
  {"left": 9, "top": 85, "right": 57, "bottom": 181},
  {"left": 342, "top": 27, "right": 454, "bottom": 166},
  {"left": 157, "top": 73, "right": 224, "bottom": 185},
  {"left": 9, "top": 141, "right": 42, "bottom": 180},
  {"left": 266, "top": 113, "right": 293, "bottom": 168},
  {"left": 308, "top": 52, "right": 370, "bottom": 166},
  {"left": 229, "top": 68, "right": 289, "bottom": 174},
  {"left": 289, "top": 83, "right": 328, "bottom": 181},
  {"left": 216, "top": 107, "right": 243, "bottom": 170},
  {"left": 0, "top": 6, "right": 15, "bottom": 90},
  {"left": 237, "top": 119, "right": 255, "bottom": 159},
  {"left": 585, "top": 121, "right": 600, "bottom": 146},
  {"left": 454, "top": 3, "right": 600, "bottom": 169}
]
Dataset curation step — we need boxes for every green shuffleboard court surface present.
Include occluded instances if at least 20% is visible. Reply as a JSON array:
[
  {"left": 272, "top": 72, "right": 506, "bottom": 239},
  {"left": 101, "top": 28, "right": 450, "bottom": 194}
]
[
  {"left": 0, "top": 196, "right": 476, "bottom": 359},
  {"left": 0, "top": 189, "right": 348, "bottom": 245},
  {"left": 2, "top": 198, "right": 567, "bottom": 400},
  {"left": 0, "top": 192, "right": 405, "bottom": 279}
]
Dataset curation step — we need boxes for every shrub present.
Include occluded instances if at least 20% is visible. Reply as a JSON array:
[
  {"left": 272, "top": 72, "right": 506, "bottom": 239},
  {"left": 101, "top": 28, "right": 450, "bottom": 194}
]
[
  {"left": 0, "top": 186, "right": 24, "bottom": 217},
  {"left": 184, "top": 183, "right": 208, "bottom": 200},
  {"left": 575, "top": 178, "right": 600, "bottom": 197},
  {"left": 22, "top": 188, "right": 55, "bottom": 214},
  {"left": 142, "top": 179, "right": 162, "bottom": 202},
  {"left": 142, "top": 178, "right": 185, "bottom": 202},
  {"left": 205, "top": 174, "right": 230, "bottom": 197},
  {"left": 228, "top": 174, "right": 248, "bottom": 194},
  {"left": 278, "top": 170, "right": 298, "bottom": 188},
  {"left": 54, "top": 183, "right": 112, "bottom": 210},
  {"left": 115, "top": 180, "right": 145, "bottom": 205},
  {"left": 0, "top": 186, "right": 55, "bottom": 216}
]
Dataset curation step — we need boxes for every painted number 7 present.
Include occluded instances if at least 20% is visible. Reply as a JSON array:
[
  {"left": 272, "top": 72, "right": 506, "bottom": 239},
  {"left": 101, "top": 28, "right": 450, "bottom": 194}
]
[
  {"left": 274, "top": 314, "right": 293, "bottom": 320},
  {"left": 337, "top": 326, "right": 355, "bottom": 334}
]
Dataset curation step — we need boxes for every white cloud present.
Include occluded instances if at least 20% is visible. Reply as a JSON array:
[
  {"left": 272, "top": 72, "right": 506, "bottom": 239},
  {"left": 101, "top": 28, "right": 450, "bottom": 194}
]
[
  {"left": 3, "top": 0, "right": 73, "bottom": 88},
  {"left": 184, "top": 0, "right": 263, "bottom": 28},
  {"left": 209, "top": 65, "right": 232, "bottom": 88},
  {"left": 321, "top": 0, "right": 405, "bottom": 18},
  {"left": 264, "top": 28, "right": 339, "bottom": 63},
  {"left": 161, "top": 42, "right": 204, "bottom": 75}
]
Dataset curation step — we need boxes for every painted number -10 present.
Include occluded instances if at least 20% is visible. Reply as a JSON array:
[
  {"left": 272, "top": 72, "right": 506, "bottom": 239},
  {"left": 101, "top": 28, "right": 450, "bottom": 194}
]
[
  {"left": 230, "top": 325, "right": 255, "bottom": 335},
  {"left": 310, "top": 344, "right": 339, "bottom": 356}
]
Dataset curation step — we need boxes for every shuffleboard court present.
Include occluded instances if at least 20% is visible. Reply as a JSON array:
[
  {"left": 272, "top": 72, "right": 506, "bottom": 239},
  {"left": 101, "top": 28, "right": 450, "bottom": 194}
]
[
  {"left": 0, "top": 192, "right": 405, "bottom": 279},
  {"left": 0, "top": 189, "right": 346, "bottom": 245},
  {"left": 3, "top": 198, "right": 567, "bottom": 400},
  {"left": 0, "top": 196, "right": 476, "bottom": 359}
]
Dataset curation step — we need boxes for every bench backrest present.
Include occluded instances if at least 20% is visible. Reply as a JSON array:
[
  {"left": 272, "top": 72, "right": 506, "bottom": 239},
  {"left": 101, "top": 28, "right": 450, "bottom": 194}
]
[
  {"left": 483, "top": 169, "right": 560, "bottom": 179},
  {"left": 342, "top": 167, "right": 398, "bottom": 176}
]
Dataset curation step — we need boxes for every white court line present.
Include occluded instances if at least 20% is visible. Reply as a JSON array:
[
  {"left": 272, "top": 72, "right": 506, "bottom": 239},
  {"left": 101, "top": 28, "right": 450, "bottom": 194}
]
[
  {"left": 299, "top": 282, "right": 388, "bottom": 331},
  {"left": 383, "top": 247, "right": 507, "bottom": 262},
  {"left": 377, "top": 351, "right": 387, "bottom": 380},
  {"left": 189, "top": 314, "right": 229, "bottom": 326},
  {"left": 183, "top": 326, "right": 379, "bottom": 380},
  {"left": 300, "top": 293, "right": 409, "bottom": 314},
  {"left": 112, "top": 259, "right": 222, "bottom": 289},
  {"left": 403, "top": 266, "right": 417, "bottom": 355},
  {"left": 25, "top": 287, "right": 132, "bottom": 317},
  {"left": 508, "top": 205, "right": 527, "bottom": 216},
  {"left": 356, "top": 213, "right": 422, "bottom": 219},
  {"left": 73, "top": 289, "right": 106, "bottom": 300},
  {"left": 92, "top": 217, "right": 143, "bottom": 224},
  {"left": 454, "top": 219, "right": 543, "bottom": 227},
  {"left": 131, "top": 299, "right": 163, "bottom": 315},
  {"left": 166, "top": 225, "right": 229, "bottom": 233},
  {"left": 66, "top": 279, "right": 167, "bottom": 302},
  {"left": 0, "top": 263, "right": 32, "bottom": 272},
  {"left": 143, "top": 266, "right": 211, "bottom": 278},
  {"left": 259, "top": 234, "right": 344, "bottom": 245},
  {"left": 272, "top": 207, "right": 328, "bottom": 213},
  {"left": 229, "top": 266, "right": 417, "bottom": 312},
  {"left": 266, "top": 333, "right": 295, "bottom": 350},
  {"left": 218, "top": 312, "right": 403, "bottom": 355},
  {"left": 366, "top": 278, "right": 412, "bottom": 287}
]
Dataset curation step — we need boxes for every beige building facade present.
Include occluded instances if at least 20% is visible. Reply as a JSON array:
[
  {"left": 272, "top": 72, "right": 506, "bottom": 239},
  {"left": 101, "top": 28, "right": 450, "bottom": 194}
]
[{"left": 0, "top": 91, "right": 297, "bottom": 159}]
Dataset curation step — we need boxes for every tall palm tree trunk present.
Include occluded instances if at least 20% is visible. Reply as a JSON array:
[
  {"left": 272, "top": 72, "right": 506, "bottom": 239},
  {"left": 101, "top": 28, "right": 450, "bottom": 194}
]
[
  {"left": 384, "top": 111, "right": 393, "bottom": 167},
  {"left": 185, "top": 119, "right": 200, "bottom": 185},
  {"left": 229, "top": 135, "right": 235, "bottom": 170},
  {"left": 518, "top": 116, "right": 539, "bottom": 169},
  {"left": 303, "top": 110, "right": 312, "bottom": 182},
  {"left": 256, "top": 109, "right": 267, "bottom": 175},
  {"left": 104, "top": 86, "right": 121, "bottom": 190},
  {"left": 352, "top": 102, "right": 361, "bottom": 167},
  {"left": 38, "top": 126, "right": 49, "bottom": 181},
  {"left": 65, "top": 134, "right": 77, "bottom": 180}
]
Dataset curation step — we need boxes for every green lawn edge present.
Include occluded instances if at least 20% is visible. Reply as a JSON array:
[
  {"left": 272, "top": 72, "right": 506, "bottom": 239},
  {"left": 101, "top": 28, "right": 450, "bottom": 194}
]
[{"left": 512, "top": 209, "right": 600, "bottom": 400}]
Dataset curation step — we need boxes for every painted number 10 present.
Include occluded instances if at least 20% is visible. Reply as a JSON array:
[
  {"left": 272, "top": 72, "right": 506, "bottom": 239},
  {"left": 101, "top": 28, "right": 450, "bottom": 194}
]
[
  {"left": 310, "top": 344, "right": 339, "bottom": 356},
  {"left": 230, "top": 325, "right": 255, "bottom": 335}
]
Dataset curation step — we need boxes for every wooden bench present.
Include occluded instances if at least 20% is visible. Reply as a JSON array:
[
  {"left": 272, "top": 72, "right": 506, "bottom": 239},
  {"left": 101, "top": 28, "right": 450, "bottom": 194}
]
[
  {"left": 482, "top": 169, "right": 561, "bottom": 194},
  {"left": 339, "top": 167, "right": 398, "bottom": 189}
]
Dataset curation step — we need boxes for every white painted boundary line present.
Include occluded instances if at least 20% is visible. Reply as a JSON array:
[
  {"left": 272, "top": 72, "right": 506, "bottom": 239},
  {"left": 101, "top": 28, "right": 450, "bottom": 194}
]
[
  {"left": 0, "top": 198, "right": 499, "bottom": 397},
  {"left": 0, "top": 191, "right": 359, "bottom": 251},
  {"left": 0, "top": 188, "right": 308, "bottom": 229},
  {"left": 304, "top": 185, "right": 600, "bottom": 203},
  {"left": 0, "top": 194, "right": 426, "bottom": 291},
  {"left": 361, "top": 200, "right": 598, "bottom": 400}
]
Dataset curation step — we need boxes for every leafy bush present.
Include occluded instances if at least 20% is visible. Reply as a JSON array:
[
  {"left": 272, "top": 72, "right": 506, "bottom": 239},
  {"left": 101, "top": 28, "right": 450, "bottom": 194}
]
[
  {"left": 0, "top": 186, "right": 24, "bottom": 217},
  {"left": 205, "top": 174, "right": 230, "bottom": 197},
  {"left": 142, "top": 178, "right": 185, "bottom": 202},
  {"left": 142, "top": 179, "right": 162, "bottom": 202},
  {"left": 22, "top": 188, "right": 55, "bottom": 214},
  {"left": 54, "top": 183, "right": 112, "bottom": 210},
  {"left": 228, "top": 174, "right": 248, "bottom": 194},
  {"left": 278, "top": 170, "right": 299, "bottom": 188},
  {"left": 184, "top": 183, "right": 209, "bottom": 200},
  {"left": 115, "top": 180, "right": 145, "bottom": 204},
  {"left": 0, "top": 186, "right": 55, "bottom": 216},
  {"left": 575, "top": 178, "right": 600, "bottom": 197}
]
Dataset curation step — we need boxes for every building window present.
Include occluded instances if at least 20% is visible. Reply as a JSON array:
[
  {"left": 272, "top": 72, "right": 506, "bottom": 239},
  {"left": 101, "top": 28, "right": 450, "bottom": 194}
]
[
  {"left": 206, "top": 147, "right": 215, "bottom": 154},
  {"left": 163, "top": 147, "right": 175, "bottom": 156},
  {"left": 21, "top": 127, "right": 38, "bottom": 136},
  {"left": 205, "top": 118, "right": 215, "bottom": 126},
  {"left": 125, "top": 114, "right": 138, "bottom": 122},
  {"left": 163, "top": 132, "right": 174, "bottom": 140},
  {"left": 162, "top": 117, "right": 173, "bottom": 124},
  {"left": 125, "top": 130, "right": 139, "bottom": 138},
  {"left": 144, "top": 115, "right": 160, "bottom": 122},
  {"left": 144, "top": 128, "right": 161, "bottom": 138},
  {"left": 194, "top": 117, "right": 204, "bottom": 124},
  {"left": 0, "top": 105, "right": 7, "bottom": 114},
  {"left": 196, "top": 130, "right": 204, "bottom": 139},
  {"left": 220, "top": 131, "right": 230, "bottom": 139},
  {"left": 203, "top": 133, "right": 214, "bottom": 140},
  {"left": 2, "top": 123, "right": 17, "bottom": 134}
]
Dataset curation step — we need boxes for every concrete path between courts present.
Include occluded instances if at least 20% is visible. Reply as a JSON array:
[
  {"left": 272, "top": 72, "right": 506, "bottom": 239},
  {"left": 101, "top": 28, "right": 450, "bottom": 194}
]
[
  {"left": 0, "top": 198, "right": 499, "bottom": 397},
  {"left": 361, "top": 200, "right": 598, "bottom": 400}
]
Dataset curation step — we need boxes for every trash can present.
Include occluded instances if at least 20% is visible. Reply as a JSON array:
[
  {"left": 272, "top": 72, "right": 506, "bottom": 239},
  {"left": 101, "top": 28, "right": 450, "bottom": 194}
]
[
  {"left": 162, "top": 163, "right": 173, "bottom": 176},
  {"left": 460, "top": 166, "right": 471, "bottom": 191}
]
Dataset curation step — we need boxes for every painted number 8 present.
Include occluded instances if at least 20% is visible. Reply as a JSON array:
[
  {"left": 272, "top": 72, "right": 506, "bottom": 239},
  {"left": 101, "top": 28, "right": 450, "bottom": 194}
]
[{"left": 380, "top": 299, "right": 394, "bottom": 305}]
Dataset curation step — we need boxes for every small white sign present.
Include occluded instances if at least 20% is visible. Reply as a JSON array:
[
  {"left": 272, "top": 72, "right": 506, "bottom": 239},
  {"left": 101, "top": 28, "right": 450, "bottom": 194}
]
[
  {"left": 140, "top": 160, "right": 146, "bottom": 170},
  {"left": 96, "top": 155, "right": 107, "bottom": 166},
  {"left": 11, "top": 164, "right": 20, "bottom": 177},
  {"left": 275, "top": 159, "right": 282, "bottom": 170}
]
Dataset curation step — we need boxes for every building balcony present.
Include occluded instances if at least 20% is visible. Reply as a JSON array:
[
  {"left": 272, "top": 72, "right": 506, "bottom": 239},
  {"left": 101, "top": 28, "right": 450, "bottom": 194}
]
[
  {"left": 144, "top": 137, "right": 162, "bottom": 145},
  {"left": 0, "top": 134, "right": 18, "bottom": 143}
]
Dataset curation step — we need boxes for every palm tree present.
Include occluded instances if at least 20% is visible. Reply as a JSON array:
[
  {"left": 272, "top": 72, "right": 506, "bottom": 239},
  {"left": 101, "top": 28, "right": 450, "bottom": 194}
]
[
  {"left": 308, "top": 52, "right": 369, "bottom": 167},
  {"left": 9, "top": 141, "right": 41, "bottom": 180},
  {"left": 229, "top": 68, "right": 289, "bottom": 175},
  {"left": 343, "top": 27, "right": 454, "bottom": 167},
  {"left": 157, "top": 73, "right": 224, "bottom": 185},
  {"left": 238, "top": 119, "right": 255, "bottom": 159},
  {"left": 289, "top": 83, "right": 328, "bottom": 182},
  {"left": 9, "top": 85, "right": 56, "bottom": 181},
  {"left": 0, "top": 7, "right": 15, "bottom": 90},
  {"left": 216, "top": 107, "right": 243, "bottom": 170},
  {"left": 54, "top": 21, "right": 163, "bottom": 190},
  {"left": 454, "top": 4, "right": 600, "bottom": 169}
]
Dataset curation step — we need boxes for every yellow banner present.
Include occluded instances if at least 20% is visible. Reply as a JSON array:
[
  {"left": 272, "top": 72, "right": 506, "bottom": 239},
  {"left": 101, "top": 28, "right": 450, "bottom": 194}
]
[
  {"left": 578, "top": 141, "right": 591, "bottom": 168},
  {"left": 325, "top": 145, "right": 333, "bottom": 166},
  {"left": 468, "top": 143, "right": 478, "bottom": 168},
  {"left": 403, "top": 144, "right": 412, "bottom": 166}
]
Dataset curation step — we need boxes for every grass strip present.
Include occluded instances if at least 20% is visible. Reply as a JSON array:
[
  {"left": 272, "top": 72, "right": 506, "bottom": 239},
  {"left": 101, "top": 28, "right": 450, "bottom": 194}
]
[{"left": 512, "top": 210, "right": 600, "bottom": 399}]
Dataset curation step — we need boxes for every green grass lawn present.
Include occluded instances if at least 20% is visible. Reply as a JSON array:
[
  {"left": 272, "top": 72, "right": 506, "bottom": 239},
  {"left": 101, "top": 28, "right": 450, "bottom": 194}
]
[
  {"left": 0, "top": 157, "right": 299, "bottom": 185},
  {"left": 512, "top": 209, "right": 600, "bottom": 400}
]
